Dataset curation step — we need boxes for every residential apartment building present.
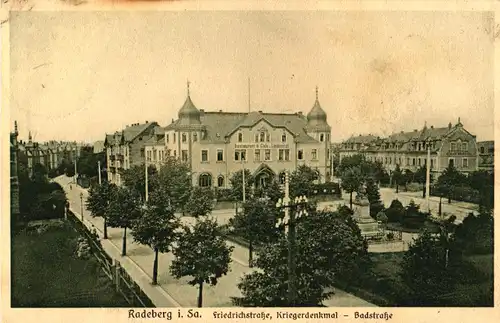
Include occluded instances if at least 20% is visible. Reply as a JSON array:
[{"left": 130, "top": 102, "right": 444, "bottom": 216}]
[
  {"left": 477, "top": 140, "right": 494, "bottom": 171},
  {"left": 16, "top": 129, "right": 82, "bottom": 176},
  {"left": 10, "top": 122, "right": 20, "bottom": 217},
  {"left": 339, "top": 119, "right": 479, "bottom": 176},
  {"left": 145, "top": 85, "right": 332, "bottom": 188},
  {"left": 104, "top": 121, "right": 161, "bottom": 185}
]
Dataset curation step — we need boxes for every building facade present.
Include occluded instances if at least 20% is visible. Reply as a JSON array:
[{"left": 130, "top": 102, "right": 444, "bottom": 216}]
[
  {"left": 145, "top": 85, "right": 332, "bottom": 188},
  {"left": 10, "top": 122, "right": 20, "bottom": 217},
  {"left": 104, "top": 121, "right": 161, "bottom": 185},
  {"left": 477, "top": 140, "right": 494, "bottom": 171},
  {"left": 339, "top": 119, "right": 479, "bottom": 176}
]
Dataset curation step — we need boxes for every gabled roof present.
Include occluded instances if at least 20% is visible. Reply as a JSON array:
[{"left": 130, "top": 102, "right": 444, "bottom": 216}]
[
  {"left": 344, "top": 134, "right": 379, "bottom": 144},
  {"left": 105, "top": 122, "right": 159, "bottom": 146}
]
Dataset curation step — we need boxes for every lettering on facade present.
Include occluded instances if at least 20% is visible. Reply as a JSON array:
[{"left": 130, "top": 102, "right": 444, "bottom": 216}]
[{"left": 234, "top": 143, "right": 290, "bottom": 149}]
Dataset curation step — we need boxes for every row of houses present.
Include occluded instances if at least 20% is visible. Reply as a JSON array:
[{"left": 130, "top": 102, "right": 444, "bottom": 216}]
[
  {"left": 335, "top": 119, "right": 494, "bottom": 176},
  {"left": 11, "top": 123, "right": 83, "bottom": 177}
]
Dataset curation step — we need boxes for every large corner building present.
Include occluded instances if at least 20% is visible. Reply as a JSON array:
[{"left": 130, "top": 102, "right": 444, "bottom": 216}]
[{"left": 109, "top": 85, "right": 332, "bottom": 188}]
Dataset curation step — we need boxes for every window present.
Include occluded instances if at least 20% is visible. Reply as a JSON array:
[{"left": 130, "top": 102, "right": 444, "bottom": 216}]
[
  {"left": 254, "top": 149, "right": 261, "bottom": 161},
  {"left": 320, "top": 134, "right": 324, "bottom": 142},
  {"left": 265, "top": 149, "right": 271, "bottom": 161},
  {"left": 462, "top": 158, "right": 468, "bottom": 168},
  {"left": 238, "top": 133, "right": 243, "bottom": 142},
  {"left": 298, "top": 149, "right": 304, "bottom": 160},
  {"left": 259, "top": 132, "right": 265, "bottom": 142},
  {"left": 284, "top": 149, "right": 290, "bottom": 161},
  {"left": 312, "top": 149, "right": 317, "bottom": 160},
  {"left": 266, "top": 133, "right": 270, "bottom": 142},
  {"left": 173, "top": 133, "right": 176, "bottom": 143},
  {"left": 217, "top": 149, "right": 224, "bottom": 161},
  {"left": 182, "top": 133, "right": 187, "bottom": 143},
  {"left": 199, "top": 173, "right": 212, "bottom": 187},
  {"left": 181, "top": 150, "right": 188, "bottom": 162},
  {"left": 201, "top": 150, "right": 208, "bottom": 162},
  {"left": 412, "top": 158, "right": 416, "bottom": 166},
  {"left": 462, "top": 143, "right": 467, "bottom": 151},
  {"left": 141, "top": 148, "right": 145, "bottom": 157},
  {"left": 279, "top": 171, "right": 286, "bottom": 184},
  {"left": 147, "top": 151, "right": 151, "bottom": 161},
  {"left": 418, "top": 158, "right": 421, "bottom": 166},
  {"left": 281, "top": 134, "right": 287, "bottom": 142},
  {"left": 480, "top": 147, "right": 485, "bottom": 154},
  {"left": 449, "top": 158, "right": 455, "bottom": 167},
  {"left": 234, "top": 149, "right": 246, "bottom": 161},
  {"left": 193, "top": 133, "right": 198, "bottom": 142},
  {"left": 254, "top": 133, "right": 259, "bottom": 142},
  {"left": 166, "top": 134, "right": 169, "bottom": 143},
  {"left": 279, "top": 149, "right": 284, "bottom": 161},
  {"left": 217, "top": 175, "right": 224, "bottom": 187},
  {"left": 327, "top": 149, "right": 330, "bottom": 159},
  {"left": 451, "top": 142, "right": 456, "bottom": 151},
  {"left": 173, "top": 150, "right": 176, "bottom": 157},
  {"left": 431, "top": 159, "right": 434, "bottom": 168}
]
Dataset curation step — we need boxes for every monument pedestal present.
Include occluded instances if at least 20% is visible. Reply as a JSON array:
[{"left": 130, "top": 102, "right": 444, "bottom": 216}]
[{"left": 353, "top": 196, "right": 380, "bottom": 239}]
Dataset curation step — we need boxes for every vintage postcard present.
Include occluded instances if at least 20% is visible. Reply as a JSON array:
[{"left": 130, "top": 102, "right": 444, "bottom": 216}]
[{"left": 1, "top": 2, "right": 499, "bottom": 323}]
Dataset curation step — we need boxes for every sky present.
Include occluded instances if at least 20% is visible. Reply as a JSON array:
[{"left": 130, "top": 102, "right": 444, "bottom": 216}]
[{"left": 9, "top": 10, "right": 495, "bottom": 143}]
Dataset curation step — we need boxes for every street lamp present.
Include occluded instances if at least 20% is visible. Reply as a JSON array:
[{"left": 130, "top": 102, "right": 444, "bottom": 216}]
[
  {"left": 275, "top": 171, "right": 309, "bottom": 307},
  {"left": 80, "top": 192, "right": 84, "bottom": 221}
]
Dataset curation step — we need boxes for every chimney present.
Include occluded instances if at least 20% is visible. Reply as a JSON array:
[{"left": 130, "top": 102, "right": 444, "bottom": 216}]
[
  {"left": 414, "top": 129, "right": 418, "bottom": 132},
  {"left": 448, "top": 122, "right": 452, "bottom": 129},
  {"left": 145, "top": 121, "right": 148, "bottom": 124},
  {"left": 219, "top": 110, "right": 223, "bottom": 113},
  {"left": 430, "top": 125, "right": 434, "bottom": 129},
  {"left": 171, "top": 118, "right": 174, "bottom": 124}
]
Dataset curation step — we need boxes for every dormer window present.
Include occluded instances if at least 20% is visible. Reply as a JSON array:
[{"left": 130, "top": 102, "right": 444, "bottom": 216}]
[
  {"left": 260, "top": 132, "right": 265, "bottom": 142},
  {"left": 238, "top": 133, "right": 243, "bottom": 142}
]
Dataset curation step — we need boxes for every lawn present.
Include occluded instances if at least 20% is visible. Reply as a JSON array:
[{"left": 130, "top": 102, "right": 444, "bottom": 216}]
[{"left": 11, "top": 221, "right": 130, "bottom": 307}]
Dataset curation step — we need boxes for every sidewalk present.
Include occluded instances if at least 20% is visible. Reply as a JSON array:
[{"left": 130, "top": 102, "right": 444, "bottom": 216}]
[{"left": 391, "top": 189, "right": 478, "bottom": 211}]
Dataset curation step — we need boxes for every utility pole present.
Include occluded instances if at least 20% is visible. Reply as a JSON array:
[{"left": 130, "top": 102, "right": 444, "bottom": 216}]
[
  {"left": 74, "top": 158, "right": 77, "bottom": 185},
  {"left": 145, "top": 152, "right": 149, "bottom": 202},
  {"left": 98, "top": 160, "right": 102, "bottom": 185},
  {"left": 248, "top": 77, "right": 251, "bottom": 113},
  {"left": 426, "top": 141, "right": 431, "bottom": 214}
]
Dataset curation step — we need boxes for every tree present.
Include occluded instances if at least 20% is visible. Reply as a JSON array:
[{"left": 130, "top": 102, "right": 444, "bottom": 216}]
[
  {"left": 254, "top": 177, "right": 283, "bottom": 205},
  {"left": 106, "top": 187, "right": 141, "bottom": 256},
  {"left": 392, "top": 164, "right": 403, "bottom": 193},
  {"left": 340, "top": 166, "right": 363, "bottom": 209},
  {"left": 31, "top": 163, "right": 48, "bottom": 184},
  {"left": 402, "top": 169, "right": 414, "bottom": 191},
  {"left": 229, "top": 169, "right": 254, "bottom": 203},
  {"left": 468, "top": 170, "right": 494, "bottom": 212},
  {"left": 157, "top": 157, "right": 192, "bottom": 212},
  {"left": 365, "top": 177, "right": 384, "bottom": 217},
  {"left": 132, "top": 187, "right": 181, "bottom": 285},
  {"left": 86, "top": 181, "right": 116, "bottom": 239},
  {"left": 289, "top": 165, "right": 320, "bottom": 198},
  {"left": 453, "top": 210, "right": 493, "bottom": 255},
  {"left": 184, "top": 187, "right": 215, "bottom": 217},
  {"left": 120, "top": 163, "right": 159, "bottom": 202},
  {"left": 385, "top": 199, "right": 405, "bottom": 223},
  {"left": 230, "top": 197, "right": 280, "bottom": 267},
  {"left": 233, "top": 209, "right": 370, "bottom": 307},
  {"left": 400, "top": 230, "right": 461, "bottom": 305},
  {"left": 170, "top": 218, "right": 233, "bottom": 307},
  {"left": 436, "top": 164, "right": 466, "bottom": 203}
]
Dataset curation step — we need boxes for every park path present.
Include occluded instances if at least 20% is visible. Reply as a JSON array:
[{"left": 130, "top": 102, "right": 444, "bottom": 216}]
[{"left": 55, "top": 175, "right": 377, "bottom": 307}]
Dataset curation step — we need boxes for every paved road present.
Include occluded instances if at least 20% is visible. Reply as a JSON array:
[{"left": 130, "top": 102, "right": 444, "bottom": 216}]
[{"left": 56, "top": 176, "right": 376, "bottom": 307}]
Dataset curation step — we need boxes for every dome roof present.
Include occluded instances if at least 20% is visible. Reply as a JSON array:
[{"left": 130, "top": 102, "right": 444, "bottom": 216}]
[
  {"left": 307, "top": 87, "right": 327, "bottom": 124},
  {"left": 177, "top": 81, "right": 201, "bottom": 124}
]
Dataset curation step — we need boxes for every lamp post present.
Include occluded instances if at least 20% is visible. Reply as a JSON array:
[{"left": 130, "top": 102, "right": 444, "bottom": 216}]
[
  {"left": 80, "top": 192, "right": 84, "bottom": 221},
  {"left": 275, "top": 171, "right": 309, "bottom": 307},
  {"left": 98, "top": 160, "right": 102, "bottom": 185}
]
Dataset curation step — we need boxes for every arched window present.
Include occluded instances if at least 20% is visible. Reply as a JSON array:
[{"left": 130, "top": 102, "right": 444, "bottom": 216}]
[
  {"left": 193, "top": 133, "right": 198, "bottom": 142},
  {"left": 217, "top": 175, "right": 224, "bottom": 187},
  {"left": 182, "top": 133, "right": 187, "bottom": 143},
  {"left": 260, "top": 132, "right": 265, "bottom": 142},
  {"left": 238, "top": 133, "right": 243, "bottom": 142},
  {"left": 199, "top": 173, "right": 212, "bottom": 187}
]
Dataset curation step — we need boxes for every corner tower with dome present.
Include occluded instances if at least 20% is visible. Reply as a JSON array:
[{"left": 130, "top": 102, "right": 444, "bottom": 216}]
[{"left": 144, "top": 83, "right": 333, "bottom": 189}]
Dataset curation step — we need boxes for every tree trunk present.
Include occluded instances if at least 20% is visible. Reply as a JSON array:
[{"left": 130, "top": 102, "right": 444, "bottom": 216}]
[
  {"left": 152, "top": 247, "right": 159, "bottom": 285},
  {"left": 422, "top": 186, "right": 426, "bottom": 198},
  {"left": 103, "top": 216, "right": 108, "bottom": 239},
  {"left": 448, "top": 195, "right": 451, "bottom": 204},
  {"left": 438, "top": 197, "right": 442, "bottom": 216},
  {"left": 122, "top": 226, "right": 127, "bottom": 256},
  {"left": 396, "top": 183, "right": 399, "bottom": 194},
  {"left": 248, "top": 239, "right": 253, "bottom": 268},
  {"left": 349, "top": 192, "right": 353, "bottom": 209},
  {"left": 197, "top": 281, "right": 203, "bottom": 308}
]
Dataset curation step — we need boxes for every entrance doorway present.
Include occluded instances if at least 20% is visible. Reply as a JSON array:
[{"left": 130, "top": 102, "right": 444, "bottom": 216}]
[{"left": 254, "top": 164, "right": 276, "bottom": 189}]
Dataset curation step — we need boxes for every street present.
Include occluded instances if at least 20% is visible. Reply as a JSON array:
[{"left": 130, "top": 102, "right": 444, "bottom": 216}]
[{"left": 56, "top": 176, "right": 376, "bottom": 307}]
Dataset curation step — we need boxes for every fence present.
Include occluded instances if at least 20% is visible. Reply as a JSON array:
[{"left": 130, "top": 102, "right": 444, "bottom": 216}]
[
  {"left": 67, "top": 210, "right": 155, "bottom": 307},
  {"left": 365, "top": 228, "right": 403, "bottom": 245}
]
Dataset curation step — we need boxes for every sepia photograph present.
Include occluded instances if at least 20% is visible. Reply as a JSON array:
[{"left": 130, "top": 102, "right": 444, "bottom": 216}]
[{"left": 6, "top": 9, "right": 495, "bottom": 311}]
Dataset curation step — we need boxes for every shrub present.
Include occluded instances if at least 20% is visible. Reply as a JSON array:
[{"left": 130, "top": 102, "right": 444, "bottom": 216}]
[
  {"left": 214, "top": 188, "right": 235, "bottom": 202},
  {"left": 406, "top": 182, "right": 423, "bottom": 192},
  {"left": 386, "top": 232, "right": 395, "bottom": 240},
  {"left": 385, "top": 199, "right": 405, "bottom": 223},
  {"left": 310, "top": 182, "right": 341, "bottom": 197}
]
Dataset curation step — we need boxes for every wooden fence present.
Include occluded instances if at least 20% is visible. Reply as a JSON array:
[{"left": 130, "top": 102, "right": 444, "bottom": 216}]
[{"left": 67, "top": 211, "right": 155, "bottom": 307}]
